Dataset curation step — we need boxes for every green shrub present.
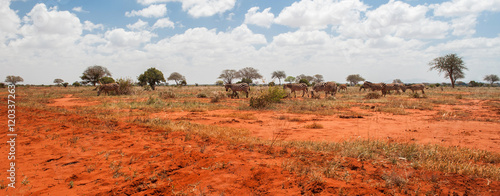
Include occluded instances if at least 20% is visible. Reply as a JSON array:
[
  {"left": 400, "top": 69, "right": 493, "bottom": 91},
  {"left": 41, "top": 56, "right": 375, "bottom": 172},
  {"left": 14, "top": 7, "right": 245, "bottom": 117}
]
[{"left": 249, "top": 86, "right": 287, "bottom": 108}]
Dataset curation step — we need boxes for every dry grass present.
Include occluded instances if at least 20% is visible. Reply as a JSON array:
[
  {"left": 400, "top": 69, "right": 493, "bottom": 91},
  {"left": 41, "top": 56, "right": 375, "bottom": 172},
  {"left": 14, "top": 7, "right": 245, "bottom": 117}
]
[{"left": 12, "top": 85, "right": 500, "bottom": 182}]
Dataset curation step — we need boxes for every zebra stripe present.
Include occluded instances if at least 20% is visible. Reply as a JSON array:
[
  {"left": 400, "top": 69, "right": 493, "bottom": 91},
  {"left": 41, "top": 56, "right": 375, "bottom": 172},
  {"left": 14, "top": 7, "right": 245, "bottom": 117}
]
[
  {"left": 224, "top": 83, "right": 250, "bottom": 98},
  {"left": 283, "top": 83, "right": 308, "bottom": 98}
]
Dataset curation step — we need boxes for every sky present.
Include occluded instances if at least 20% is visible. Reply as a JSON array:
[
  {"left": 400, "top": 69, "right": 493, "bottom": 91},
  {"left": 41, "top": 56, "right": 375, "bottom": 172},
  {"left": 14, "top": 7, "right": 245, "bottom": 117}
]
[{"left": 1, "top": 0, "right": 500, "bottom": 85}]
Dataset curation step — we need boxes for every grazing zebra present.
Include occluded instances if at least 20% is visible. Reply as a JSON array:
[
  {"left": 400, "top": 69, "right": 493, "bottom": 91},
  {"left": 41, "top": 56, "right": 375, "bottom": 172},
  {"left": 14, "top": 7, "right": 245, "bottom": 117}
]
[
  {"left": 338, "top": 84, "right": 347, "bottom": 92},
  {"left": 383, "top": 83, "right": 401, "bottom": 94},
  {"left": 224, "top": 83, "right": 250, "bottom": 98},
  {"left": 97, "top": 82, "right": 120, "bottom": 96},
  {"left": 311, "top": 82, "right": 337, "bottom": 98},
  {"left": 403, "top": 84, "right": 425, "bottom": 94},
  {"left": 283, "top": 83, "right": 308, "bottom": 98},
  {"left": 361, "top": 81, "right": 387, "bottom": 96}
]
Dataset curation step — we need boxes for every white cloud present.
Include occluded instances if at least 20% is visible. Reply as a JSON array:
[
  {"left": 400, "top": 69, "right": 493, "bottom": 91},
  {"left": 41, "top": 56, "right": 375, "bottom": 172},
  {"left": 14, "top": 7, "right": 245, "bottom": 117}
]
[
  {"left": 451, "top": 15, "right": 477, "bottom": 36},
  {"left": 72, "top": 6, "right": 88, "bottom": 13},
  {"left": 0, "top": 0, "right": 21, "bottom": 42},
  {"left": 432, "top": 0, "right": 500, "bottom": 17},
  {"left": 127, "top": 19, "right": 149, "bottom": 30},
  {"left": 244, "top": 7, "right": 274, "bottom": 28},
  {"left": 274, "top": 0, "right": 368, "bottom": 30},
  {"left": 152, "top": 17, "right": 174, "bottom": 29},
  {"left": 125, "top": 4, "right": 167, "bottom": 18},
  {"left": 136, "top": 0, "right": 236, "bottom": 18},
  {"left": 105, "top": 28, "right": 156, "bottom": 48},
  {"left": 83, "top": 20, "right": 103, "bottom": 31},
  {"left": 9, "top": 3, "right": 82, "bottom": 48},
  {"left": 338, "top": 0, "right": 449, "bottom": 39}
]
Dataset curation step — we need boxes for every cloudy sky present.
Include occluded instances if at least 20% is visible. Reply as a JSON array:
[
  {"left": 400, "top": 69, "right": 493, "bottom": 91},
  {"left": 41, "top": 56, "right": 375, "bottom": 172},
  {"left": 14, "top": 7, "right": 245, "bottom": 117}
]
[{"left": 1, "top": 0, "right": 499, "bottom": 85}]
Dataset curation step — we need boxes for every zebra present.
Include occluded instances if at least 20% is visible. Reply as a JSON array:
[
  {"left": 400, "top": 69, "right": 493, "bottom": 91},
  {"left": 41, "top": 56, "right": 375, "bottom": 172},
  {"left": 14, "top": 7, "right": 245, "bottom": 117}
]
[
  {"left": 338, "top": 84, "right": 347, "bottom": 92},
  {"left": 224, "top": 83, "right": 250, "bottom": 98},
  {"left": 283, "top": 83, "right": 308, "bottom": 98},
  {"left": 403, "top": 84, "right": 425, "bottom": 94},
  {"left": 360, "top": 81, "right": 387, "bottom": 96},
  {"left": 311, "top": 82, "right": 337, "bottom": 98},
  {"left": 97, "top": 82, "right": 120, "bottom": 96},
  {"left": 383, "top": 83, "right": 402, "bottom": 94}
]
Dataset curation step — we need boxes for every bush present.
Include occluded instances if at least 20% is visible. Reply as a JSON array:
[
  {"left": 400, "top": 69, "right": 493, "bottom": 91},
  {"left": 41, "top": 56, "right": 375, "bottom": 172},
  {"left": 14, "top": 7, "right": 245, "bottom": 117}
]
[
  {"left": 268, "top": 81, "right": 275, "bottom": 86},
  {"left": 298, "top": 78, "right": 310, "bottom": 86},
  {"left": 72, "top": 82, "right": 81, "bottom": 87},
  {"left": 117, "top": 78, "right": 135, "bottom": 95},
  {"left": 249, "top": 86, "right": 287, "bottom": 108},
  {"left": 0, "top": 83, "right": 5, "bottom": 88},
  {"left": 364, "top": 92, "right": 381, "bottom": 99},
  {"left": 159, "top": 91, "right": 175, "bottom": 99},
  {"left": 210, "top": 91, "right": 226, "bottom": 103},
  {"left": 197, "top": 93, "right": 207, "bottom": 98},
  {"left": 62, "top": 82, "right": 69, "bottom": 87}
]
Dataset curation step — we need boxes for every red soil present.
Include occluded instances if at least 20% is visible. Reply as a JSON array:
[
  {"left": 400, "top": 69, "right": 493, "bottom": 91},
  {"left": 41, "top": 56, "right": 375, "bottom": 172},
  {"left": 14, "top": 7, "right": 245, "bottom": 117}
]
[{"left": 1, "top": 94, "right": 499, "bottom": 195}]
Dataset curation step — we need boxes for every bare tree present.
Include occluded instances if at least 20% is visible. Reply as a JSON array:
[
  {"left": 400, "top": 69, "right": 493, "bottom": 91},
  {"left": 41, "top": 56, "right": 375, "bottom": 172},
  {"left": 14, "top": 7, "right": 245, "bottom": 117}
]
[
  {"left": 312, "top": 74, "right": 324, "bottom": 83},
  {"left": 168, "top": 72, "right": 185, "bottom": 86},
  {"left": 271, "top": 71, "right": 286, "bottom": 85},
  {"left": 429, "top": 53, "right": 467, "bottom": 88},
  {"left": 237, "top": 67, "right": 262, "bottom": 83},
  {"left": 5, "top": 76, "right": 24, "bottom": 85},
  {"left": 218, "top": 69, "right": 239, "bottom": 84},
  {"left": 81, "top": 65, "right": 112, "bottom": 86},
  {"left": 393, "top": 79, "right": 403, "bottom": 84}
]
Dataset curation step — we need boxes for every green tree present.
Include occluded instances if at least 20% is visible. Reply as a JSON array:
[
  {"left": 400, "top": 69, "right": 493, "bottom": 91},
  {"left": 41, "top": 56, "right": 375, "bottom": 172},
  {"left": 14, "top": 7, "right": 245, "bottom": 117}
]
[
  {"left": 167, "top": 72, "right": 185, "bottom": 86},
  {"left": 138, "top": 67, "right": 166, "bottom": 90},
  {"left": 218, "top": 69, "right": 239, "bottom": 84},
  {"left": 80, "top": 65, "right": 111, "bottom": 86},
  {"left": 5, "top": 76, "right": 24, "bottom": 85},
  {"left": 72, "top": 81, "right": 82, "bottom": 87},
  {"left": 298, "top": 78, "right": 310, "bottom": 86},
  {"left": 62, "top": 82, "right": 69, "bottom": 87},
  {"left": 484, "top": 74, "right": 499, "bottom": 85},
  {"left": 346, "top": 74, "right": 365, "bottom": 86},
  {"left": 215, "top": 80, "right": 224, "bottom": 86},
  {"left": 271, "top": 71, "right": 286, "bottom": 85},
  {"left": 53, "top": 78, "right": 64, "bottom": 86},
  {"left": 284, "top": 76, "right": 296, "bottom": 83},
  {"left": 100, "top": 76, "right": 115, "bottom": 84},
  {"left": 429, "top": 53, "right": 468, "bottom": 88}
]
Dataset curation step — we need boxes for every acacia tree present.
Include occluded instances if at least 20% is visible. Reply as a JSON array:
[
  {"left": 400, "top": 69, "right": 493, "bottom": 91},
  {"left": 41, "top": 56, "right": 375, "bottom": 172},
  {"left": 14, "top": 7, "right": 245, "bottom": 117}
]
[
  {"left": 484, "top": 74, "right": 499, "bottom": 85},
  {"left": 53, "top": 78, "right": 64, "bottom": 86},
  {"left": 295, "top": 74, "right": 314, "bottom": 83},
  {"left": 346, "top": 74, "right": 365, "bottom": 86},
  {"left": 271, "top": 71, "right": 286, "bottom": 85},
  {"left": 284, "top": 76, "right": 296, "bottom": 83},
  {"left": 429, "top": 53, "right": 467, "bottom": 88},
  {"left": 312, "top": 74, "right": 324, "bottom": 83},
  {"left": 237, "top": 67, "right": 262, "bottom": 83},
  {"left": 168, "top": 72, "right": 185, "bottom": 86},
  {"left": 5, "top": 76, "right": 24, "bottom": 85},
  {"left": 138, "top": 67, "right": 165, "bottom": 90},
  {"left": 218, "top": 69, "right": 238, "bottom": 84},
  {"left": 81, "top": 65, "right": 111, "bottom": 86}
]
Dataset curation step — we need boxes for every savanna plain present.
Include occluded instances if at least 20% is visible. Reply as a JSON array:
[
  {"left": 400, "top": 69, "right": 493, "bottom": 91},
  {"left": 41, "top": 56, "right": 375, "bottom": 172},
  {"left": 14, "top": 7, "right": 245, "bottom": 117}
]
[{"left": 1, "top": 85, "right": 499, "bottom": 195}]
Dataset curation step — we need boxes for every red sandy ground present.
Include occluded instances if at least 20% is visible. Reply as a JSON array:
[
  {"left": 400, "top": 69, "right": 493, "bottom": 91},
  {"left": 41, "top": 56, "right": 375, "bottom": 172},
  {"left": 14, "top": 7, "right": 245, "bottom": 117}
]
[{"left": 1, "top": 94, "right": 499, "bottom": 195}]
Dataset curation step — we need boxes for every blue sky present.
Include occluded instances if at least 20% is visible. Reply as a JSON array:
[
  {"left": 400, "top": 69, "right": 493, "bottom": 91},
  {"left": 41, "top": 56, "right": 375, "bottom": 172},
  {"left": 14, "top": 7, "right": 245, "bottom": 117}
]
[{"left": 2, "top": 0, "right": 500, "bottom": 85}]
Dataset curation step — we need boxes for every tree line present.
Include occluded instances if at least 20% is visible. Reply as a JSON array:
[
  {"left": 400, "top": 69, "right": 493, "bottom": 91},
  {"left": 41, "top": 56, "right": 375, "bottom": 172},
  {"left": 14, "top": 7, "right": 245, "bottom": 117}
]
[{"left": 3, "top": 53, "right": 499, "bottom": 88}]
